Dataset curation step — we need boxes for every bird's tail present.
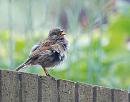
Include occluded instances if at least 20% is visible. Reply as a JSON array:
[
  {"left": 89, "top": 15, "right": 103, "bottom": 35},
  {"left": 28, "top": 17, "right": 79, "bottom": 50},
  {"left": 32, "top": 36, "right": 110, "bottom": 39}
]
[
  {"left": 15, "top": 58, "right": 31, "bottom": 71},
  {"left": 16, "top": 63, "right": 26, "bottom": 71}
]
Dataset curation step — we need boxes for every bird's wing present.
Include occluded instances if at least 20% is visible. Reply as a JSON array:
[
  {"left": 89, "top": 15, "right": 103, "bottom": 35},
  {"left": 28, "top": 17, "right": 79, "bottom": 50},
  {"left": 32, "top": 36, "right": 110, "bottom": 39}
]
[
  {"left": 34, "top": 43, "right": 65, "bottom": 66},
  {"left": 29, "top": 39, "right": 55, "bottom": 57},
  {"left": 26, "top": 42, "right": 65, "bottom": 66},
  {"left": 30, "top": 43, "right": 40, "bottom": 54}
]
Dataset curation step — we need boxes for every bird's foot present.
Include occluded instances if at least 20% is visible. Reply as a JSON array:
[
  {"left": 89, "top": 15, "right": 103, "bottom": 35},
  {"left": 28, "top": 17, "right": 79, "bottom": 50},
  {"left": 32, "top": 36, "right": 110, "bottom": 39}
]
[
  {"left": 46, "top": 73, "right": 56, "bottom": 80},
  {"left": 46, "top": 73, "right": 51, "bottom": 76}
]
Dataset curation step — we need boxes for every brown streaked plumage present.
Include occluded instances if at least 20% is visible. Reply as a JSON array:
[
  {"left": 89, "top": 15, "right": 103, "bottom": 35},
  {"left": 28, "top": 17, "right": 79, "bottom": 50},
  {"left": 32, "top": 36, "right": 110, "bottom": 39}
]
[{"left": 16, "top": 28, "right": 68, "bottom": 76}]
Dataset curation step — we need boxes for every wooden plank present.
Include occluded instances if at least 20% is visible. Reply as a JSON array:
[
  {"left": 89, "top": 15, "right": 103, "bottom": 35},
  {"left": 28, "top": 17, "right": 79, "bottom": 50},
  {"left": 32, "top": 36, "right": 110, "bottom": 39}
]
[
  {"left": 0, "top": 70, "right": 20, "bottom": 102},
  {"left": 58, "top": 80, "right": 75, "bottom": 102},
  {"left": 38, "top": 76, "right": 58, "bottom": 102},
  {"left": 77, "top": 83, "right": 93, "bottom": 102},
  {"left": 21, "top": 73, "right": 38, "bottom": 102},
  {"left": 113, "top": 89, "right": 128, "bottom": 102},
  {"left": 96, "top": 86, "right": 112, "bottom": 102},
  {"left": 0, "top": 69, "right": 129, "bottom": 102}
]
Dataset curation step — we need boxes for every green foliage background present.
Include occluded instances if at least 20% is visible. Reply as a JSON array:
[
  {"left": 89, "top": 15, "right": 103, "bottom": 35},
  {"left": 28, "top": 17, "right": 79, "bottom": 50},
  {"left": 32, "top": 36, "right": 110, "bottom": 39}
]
[{"left": 0, "top": 0, "right": 130, "bottom": 90}]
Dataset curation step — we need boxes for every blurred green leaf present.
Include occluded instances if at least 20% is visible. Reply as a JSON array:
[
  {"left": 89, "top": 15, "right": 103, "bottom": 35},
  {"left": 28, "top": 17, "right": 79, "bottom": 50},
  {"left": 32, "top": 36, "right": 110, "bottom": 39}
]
[{"left": 15, "top": 37, "right": 25, "bottom": 52}]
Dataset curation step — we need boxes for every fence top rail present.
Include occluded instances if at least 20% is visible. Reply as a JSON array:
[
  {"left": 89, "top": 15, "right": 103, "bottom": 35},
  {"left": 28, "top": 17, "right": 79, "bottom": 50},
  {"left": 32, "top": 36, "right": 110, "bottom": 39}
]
[{"left": 0, "top": 69, "right": 129, "bottom": 102}]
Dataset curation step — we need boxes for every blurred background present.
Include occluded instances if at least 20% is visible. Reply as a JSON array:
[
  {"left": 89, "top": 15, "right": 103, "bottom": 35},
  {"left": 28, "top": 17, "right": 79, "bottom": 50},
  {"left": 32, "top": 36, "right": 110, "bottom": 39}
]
[{"left": 0, "top": 0, "right": 130, "bottom": 90}]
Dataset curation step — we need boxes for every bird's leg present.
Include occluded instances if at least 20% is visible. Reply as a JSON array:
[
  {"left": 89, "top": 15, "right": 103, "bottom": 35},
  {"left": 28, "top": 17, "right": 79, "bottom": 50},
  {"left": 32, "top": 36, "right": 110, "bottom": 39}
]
[{"left": 42, "top": 67, "right": 50, "bottom": 76}]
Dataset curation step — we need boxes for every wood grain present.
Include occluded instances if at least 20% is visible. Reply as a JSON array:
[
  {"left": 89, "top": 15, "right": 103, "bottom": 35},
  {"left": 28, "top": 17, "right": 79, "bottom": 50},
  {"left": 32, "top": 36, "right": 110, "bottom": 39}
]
[
  {"left": 57, "top": 80, "right": 75, "bottom": 102},
  {"left": 113, "top": 89, "right": 128, "bottom": 102},
  {"left": 78, "top": 83, "right": 93, "bottom": 102},
  {"left": 0, "top": 70, "right": 129, "bottom": 102},
  {"left": 38, "top": 76, "right": 58, "bottom": 102},
  {"left": 21, "top": 73, "right": 38, "bottom": 102},
  {"left": 0, "top": 70, "right": 20, "bottom": 102},
  {"left": 96, "top": 86, "right": 112, "bottom": 102}
]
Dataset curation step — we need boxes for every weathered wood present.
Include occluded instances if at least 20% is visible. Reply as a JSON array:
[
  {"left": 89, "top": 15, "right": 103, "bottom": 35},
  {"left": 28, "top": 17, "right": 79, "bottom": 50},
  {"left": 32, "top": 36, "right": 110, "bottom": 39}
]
[
  {"left": 38, "top": 76, "right": 58, "bottom": 102},
  {"left": 113, "top": 89, "right": 129, "bottom": 102},
  {"left": 20, "top": 73, "right": 38, "bottom": 102},
  {"left": 0, "top": 70, "right": 129, "bottom": 102},
  {"left": 77, "top": 83, "right": 93, "bottom": 102},
  {"left": 0, "top": 70, "right": 20, "bottom": 102},
  {"left": 96, "top": 86, "right": 112, "bottom": 102},
  {"left": 57, "top": 79, "right": 75, "bottom": 102}
]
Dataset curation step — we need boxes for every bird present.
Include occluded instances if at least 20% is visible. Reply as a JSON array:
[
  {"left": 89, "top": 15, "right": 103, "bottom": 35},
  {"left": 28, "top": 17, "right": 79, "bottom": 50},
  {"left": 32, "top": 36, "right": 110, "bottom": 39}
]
[{"left": 16, "top": 28, "right": 68, "bottom": 76}]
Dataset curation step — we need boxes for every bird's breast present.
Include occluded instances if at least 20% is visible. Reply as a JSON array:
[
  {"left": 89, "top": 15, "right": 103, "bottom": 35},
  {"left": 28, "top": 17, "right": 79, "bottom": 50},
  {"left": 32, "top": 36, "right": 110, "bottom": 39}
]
[
  {"left": 51, "top": 51, "right": 65, "bottom": 62},
  {"left": 57, "top": 38, "right": 68, "bottom": 51}
]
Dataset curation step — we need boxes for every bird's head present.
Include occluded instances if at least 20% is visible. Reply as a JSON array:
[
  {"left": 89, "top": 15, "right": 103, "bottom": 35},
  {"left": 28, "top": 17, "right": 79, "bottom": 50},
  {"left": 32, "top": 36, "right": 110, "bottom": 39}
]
[{"left": 48, "top": 28, "right": 66, "bottom": 40}]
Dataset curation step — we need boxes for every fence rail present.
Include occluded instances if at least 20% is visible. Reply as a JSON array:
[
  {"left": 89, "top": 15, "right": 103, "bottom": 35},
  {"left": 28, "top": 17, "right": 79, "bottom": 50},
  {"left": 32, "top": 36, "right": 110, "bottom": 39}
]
[{"left": 0, "top": 70, "right": 129, "bottom": 102}]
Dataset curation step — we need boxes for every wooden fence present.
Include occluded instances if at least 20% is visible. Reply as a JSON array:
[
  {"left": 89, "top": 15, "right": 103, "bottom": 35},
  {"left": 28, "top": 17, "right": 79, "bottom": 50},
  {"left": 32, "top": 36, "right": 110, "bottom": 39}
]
[{"left": 0, "top": 70, "right": 129, "bottom": 102}]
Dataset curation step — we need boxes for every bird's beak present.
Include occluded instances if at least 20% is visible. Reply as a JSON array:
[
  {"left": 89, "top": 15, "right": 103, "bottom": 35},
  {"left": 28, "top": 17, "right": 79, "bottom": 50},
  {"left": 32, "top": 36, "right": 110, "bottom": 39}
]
[{"left": 60, "top": 30, "right": 66, "bottom": 36}]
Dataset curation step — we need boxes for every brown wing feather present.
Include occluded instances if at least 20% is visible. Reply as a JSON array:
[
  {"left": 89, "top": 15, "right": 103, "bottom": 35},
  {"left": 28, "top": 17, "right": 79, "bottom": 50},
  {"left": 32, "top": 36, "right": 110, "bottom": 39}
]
[
  {"left": 30, "top": 39, "right": 55, "bottom": 57},
  {"left": 41, "top": 39, "right": 55, "bottom": 47}
]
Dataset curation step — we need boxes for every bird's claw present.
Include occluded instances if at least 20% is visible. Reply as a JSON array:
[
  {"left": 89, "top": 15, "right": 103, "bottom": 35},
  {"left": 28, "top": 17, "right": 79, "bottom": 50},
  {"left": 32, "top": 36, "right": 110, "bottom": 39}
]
[
  {"left": 46, "top": 73, "right": 50, "bottom": 76},
  {"left": 46, "top": 74, "right": 55, "bottom": 80}
]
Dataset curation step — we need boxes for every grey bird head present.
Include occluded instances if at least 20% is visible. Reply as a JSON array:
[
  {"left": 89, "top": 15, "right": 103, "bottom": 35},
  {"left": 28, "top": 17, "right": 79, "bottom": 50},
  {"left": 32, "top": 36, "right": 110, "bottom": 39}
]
[{"left": 48, "top": 28, "right": 66, "bottom": 40}]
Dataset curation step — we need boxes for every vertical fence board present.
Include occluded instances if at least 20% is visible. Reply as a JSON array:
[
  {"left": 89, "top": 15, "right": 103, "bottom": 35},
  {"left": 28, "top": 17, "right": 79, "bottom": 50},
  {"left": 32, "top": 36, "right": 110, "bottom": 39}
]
[
  {"left": 113, "top": 89, "right": 128, "bottom": 102},
  {"left": 96, "top": 86, "right": 112, "bottom": 102},
  {"left": 58, "top": 80, "right": 75, "bottom": 102},
  {"left": 39, "top": 76, "right": 58, "bottom": 102},
  {"left": 21, "top": 73, "right": 38, "bottom": 102},
  {"left": 78, "top": 83, "right": 93, "bottom": 102},
  {"left": 0, "top": 70, "right": 20, "bottom": 102}
]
